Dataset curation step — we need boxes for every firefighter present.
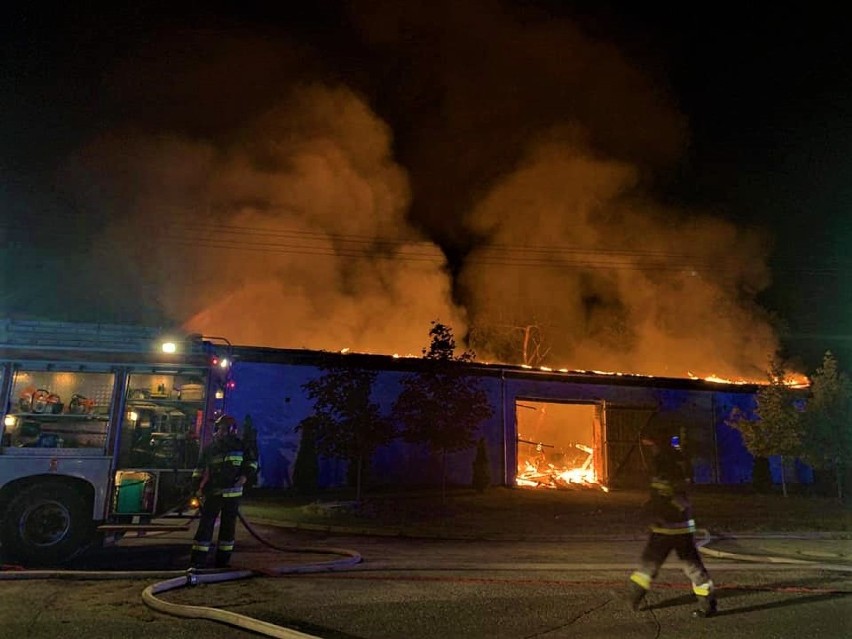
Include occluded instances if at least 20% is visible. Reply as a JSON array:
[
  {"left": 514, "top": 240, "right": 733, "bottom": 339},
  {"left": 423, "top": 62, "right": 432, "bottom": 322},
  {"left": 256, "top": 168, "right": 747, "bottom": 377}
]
[
  {"left": 189, "top": 414, "right": 258, "bottom": 569},
  {"left": 626, "top": 422, "right": 717, "bottom": 618}
]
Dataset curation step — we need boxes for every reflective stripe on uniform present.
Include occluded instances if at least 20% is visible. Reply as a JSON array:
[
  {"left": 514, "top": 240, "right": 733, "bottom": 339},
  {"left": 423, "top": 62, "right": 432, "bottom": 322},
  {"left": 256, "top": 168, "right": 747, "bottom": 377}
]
[
  {"left": 218, "top": 541, "right": 235, "bottom": 552},
  {"left": 221, "top": 487, "right": 243, "bottom": 498},
  {"left": 650, "top": 519, "right": 696, "bottom": 534},
  {"left": 651, "top": 480, "right": 673, "bottom": 496},
  {"left": 225, "top": 453, "right": 244, "bottom": 464},
  {"left": 192, "top": 542, "right": 211, "bottom": 552},
  {"left": 630, "top": 571, "right": 652, "bottom": 590},
  {"left": 693, "top": 581, "right": 714, "bottom": 597}
]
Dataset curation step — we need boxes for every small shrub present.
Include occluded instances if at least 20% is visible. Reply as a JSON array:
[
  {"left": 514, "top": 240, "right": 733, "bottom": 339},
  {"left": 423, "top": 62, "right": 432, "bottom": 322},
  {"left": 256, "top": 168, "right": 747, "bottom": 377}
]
[
  {"left": 472, "top": 437, "right": 491, "bottom": 493},
  {"left": 752, "top": 456, "right": 772, "bottom": 493},
  {"left": 293, "top": 419, "right": 320, "bottom": 495}
]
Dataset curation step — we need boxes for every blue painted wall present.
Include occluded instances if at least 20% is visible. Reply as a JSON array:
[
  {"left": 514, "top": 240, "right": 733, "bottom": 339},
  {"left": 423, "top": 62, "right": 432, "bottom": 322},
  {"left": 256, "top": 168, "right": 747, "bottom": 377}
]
[
  {"left": 225, "top": 361, "right": 505, "bottom": 489},
  {"left": 222, "top": 357, "right": 807, "bottom": 490},
  {"left": 712, "top": 392, "right": 758, "bottom": 484}
]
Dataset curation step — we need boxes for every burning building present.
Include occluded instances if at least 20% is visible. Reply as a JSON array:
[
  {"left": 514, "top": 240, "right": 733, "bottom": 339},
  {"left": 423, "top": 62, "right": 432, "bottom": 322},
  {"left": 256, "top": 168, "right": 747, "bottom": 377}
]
[{"left": 223, "top": 346, "right": 770, "bottom": 491}]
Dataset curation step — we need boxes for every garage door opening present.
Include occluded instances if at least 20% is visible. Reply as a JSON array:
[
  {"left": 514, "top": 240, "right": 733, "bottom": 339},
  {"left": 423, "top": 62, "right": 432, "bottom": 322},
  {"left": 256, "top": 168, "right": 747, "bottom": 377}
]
[{"left": 515, "top": 400, "right": 604, "bottom": 490}]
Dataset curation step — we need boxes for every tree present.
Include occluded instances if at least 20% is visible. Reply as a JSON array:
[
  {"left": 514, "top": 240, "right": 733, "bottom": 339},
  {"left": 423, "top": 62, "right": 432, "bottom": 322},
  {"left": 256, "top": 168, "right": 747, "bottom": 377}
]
[
  {"left": 801, "top": 351, "right": 852, "bottom": 501},
  {"left": 299, "top": 366, "right": 394, "bottom": 501},
  {"left": 727, "top": 357, "right": 804, "bottom": 496},
  {"left": 292, "top": 417, "right": 319, "bottom": 495},
  {"left": 468, "top": 317, "right": 552, "bottom": 367},
  {"left": 750, "top": 456, "right": 772, "bottom": 493},
  {"left": 392, "top": 322, "right": 494, "bottom": 502},
  {"left": 472, "top": 437, "right": 491, "bottom": 493}
]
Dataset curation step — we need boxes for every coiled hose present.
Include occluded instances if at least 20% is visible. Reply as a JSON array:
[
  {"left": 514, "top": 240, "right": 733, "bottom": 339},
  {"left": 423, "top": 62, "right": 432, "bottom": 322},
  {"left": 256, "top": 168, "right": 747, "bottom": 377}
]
[{"left": 140, "top": 509, "right": 362, "bottom": 638}]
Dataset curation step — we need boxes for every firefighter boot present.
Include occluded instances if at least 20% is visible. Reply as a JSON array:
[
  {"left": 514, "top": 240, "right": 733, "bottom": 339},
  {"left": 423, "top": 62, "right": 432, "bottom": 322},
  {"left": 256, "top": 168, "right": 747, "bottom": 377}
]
[
  {"left": 692, "top": 595, "right": 717, "bottom": 618},
  {"left": 626, "top": 581, "right": 647, "bottom": 612},
  {"left": 214, "top": 552, "right": 231, "bottom": 569},
  {"left": 214, "top": 538, "right": 235, "bottom": 568},
  {"left": 190, "top": 541, "right": 211, "bottom": 568},
  {"left": 189, "top": 549, "right": 209, "bottom": 569}
]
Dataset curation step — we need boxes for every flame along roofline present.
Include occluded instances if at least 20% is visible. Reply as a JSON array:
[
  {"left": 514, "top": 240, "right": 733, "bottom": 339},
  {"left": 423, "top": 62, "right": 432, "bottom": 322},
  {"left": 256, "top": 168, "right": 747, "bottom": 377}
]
[{"left": 228, "top": 345, "right": 800, "bottom": 392}]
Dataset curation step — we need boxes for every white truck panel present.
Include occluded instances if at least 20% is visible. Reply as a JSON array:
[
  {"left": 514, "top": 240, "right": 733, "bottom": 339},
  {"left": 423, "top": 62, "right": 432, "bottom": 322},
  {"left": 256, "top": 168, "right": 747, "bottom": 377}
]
[{"left": 0, "top": 453, "right": 112, "bottom": 519}]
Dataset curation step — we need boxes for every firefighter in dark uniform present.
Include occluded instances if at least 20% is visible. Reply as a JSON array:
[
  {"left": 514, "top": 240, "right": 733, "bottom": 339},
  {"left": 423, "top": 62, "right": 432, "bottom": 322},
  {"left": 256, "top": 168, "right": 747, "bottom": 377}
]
[
  {"left": 189, "top": 414, "right": 258, "bottom": 569},
  {"left": 627, "top": 423, "right": 717, "bottom": 618}
]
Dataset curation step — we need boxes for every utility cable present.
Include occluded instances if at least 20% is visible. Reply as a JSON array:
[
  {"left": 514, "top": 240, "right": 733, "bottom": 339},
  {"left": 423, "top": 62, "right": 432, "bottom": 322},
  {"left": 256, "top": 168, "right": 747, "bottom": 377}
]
[{"left": 3, "top": 216, "right": 847, "bottom": 275}]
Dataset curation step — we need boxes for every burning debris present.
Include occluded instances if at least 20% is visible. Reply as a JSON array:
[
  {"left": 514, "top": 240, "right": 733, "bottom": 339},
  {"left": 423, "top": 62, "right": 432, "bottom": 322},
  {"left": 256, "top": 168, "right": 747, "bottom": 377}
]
[
  {"left": 514, "top": 401, "right": 605, "bottom": 490},
  {"left": 516, "top": 437, "right": 601, "bottom": 490}
]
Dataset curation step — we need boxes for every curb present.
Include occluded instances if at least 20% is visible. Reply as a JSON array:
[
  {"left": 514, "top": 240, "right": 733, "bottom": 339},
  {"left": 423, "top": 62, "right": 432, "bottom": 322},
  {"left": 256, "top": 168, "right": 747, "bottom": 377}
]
[
  {"left": 242, "top": 515, "right": 852, "bottom": 572},
  {"left": 242, "top": 516, "right": 850, "bottom": 549},
  {"left": 243, "top": 516, "right": 650, "bottom": 542}
]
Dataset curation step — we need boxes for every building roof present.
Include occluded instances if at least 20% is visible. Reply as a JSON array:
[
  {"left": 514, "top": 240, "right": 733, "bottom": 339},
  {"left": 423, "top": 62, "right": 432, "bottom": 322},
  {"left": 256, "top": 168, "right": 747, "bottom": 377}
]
[{"left": 229, "top": 345, "right": 764, "bottom": 393}]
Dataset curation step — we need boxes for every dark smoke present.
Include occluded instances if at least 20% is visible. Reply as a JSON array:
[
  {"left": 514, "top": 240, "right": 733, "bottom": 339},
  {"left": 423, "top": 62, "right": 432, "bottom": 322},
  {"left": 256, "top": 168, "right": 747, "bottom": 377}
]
[{"left": 9, "top": 1, "right": 781, "bottom": 378}]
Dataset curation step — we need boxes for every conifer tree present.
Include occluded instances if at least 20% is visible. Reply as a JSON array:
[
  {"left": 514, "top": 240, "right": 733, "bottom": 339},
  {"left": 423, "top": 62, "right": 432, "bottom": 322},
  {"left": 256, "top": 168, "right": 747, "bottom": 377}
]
[
  {"left": 292, "top": 417, "right": 320, "bottom": 495},
  {"left": 472, "top": 437, "right": 491, "bottom": 493}
]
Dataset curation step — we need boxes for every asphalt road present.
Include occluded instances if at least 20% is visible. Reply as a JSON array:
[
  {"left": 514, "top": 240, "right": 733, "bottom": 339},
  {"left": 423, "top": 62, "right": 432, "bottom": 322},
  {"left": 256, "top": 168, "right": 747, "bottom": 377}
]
[{"left": 1, "top": 523, "right": 850, "bottom": 638}]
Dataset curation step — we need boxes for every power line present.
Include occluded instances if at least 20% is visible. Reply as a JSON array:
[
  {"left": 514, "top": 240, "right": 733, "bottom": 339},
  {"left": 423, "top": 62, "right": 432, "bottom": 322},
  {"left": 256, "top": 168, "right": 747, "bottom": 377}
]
[
  {"left": 0, "top": 211, "right": 783, "bottom": 260},
  {"left": 1, "top": 217, "right": 848, "bottom": 275}
]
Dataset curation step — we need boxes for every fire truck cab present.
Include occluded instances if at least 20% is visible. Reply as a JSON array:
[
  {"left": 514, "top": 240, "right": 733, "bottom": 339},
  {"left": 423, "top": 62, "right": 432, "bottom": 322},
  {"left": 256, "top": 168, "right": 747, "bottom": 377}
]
[{"left": 0, "top": 319, "right": 230, "bottom": 566}]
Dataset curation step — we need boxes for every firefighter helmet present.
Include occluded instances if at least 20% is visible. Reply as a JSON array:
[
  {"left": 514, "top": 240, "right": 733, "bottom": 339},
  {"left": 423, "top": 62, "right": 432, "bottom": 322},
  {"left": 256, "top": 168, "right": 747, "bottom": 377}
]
[{"left": 214, "top": 414, "right": 239, "bottom": 436}]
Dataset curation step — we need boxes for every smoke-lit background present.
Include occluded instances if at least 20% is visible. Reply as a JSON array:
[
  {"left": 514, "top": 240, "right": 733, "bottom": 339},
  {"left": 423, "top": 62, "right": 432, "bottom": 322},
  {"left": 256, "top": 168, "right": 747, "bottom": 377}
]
[{"left": 2, "top": 1, "right": 849, "bottom": 379}]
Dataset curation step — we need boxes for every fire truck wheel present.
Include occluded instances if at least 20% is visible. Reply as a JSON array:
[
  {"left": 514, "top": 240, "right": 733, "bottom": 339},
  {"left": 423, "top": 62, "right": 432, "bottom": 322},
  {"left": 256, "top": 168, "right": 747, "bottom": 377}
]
[{"left": 1, "top": 482, "right": 93, "bottom": 566}]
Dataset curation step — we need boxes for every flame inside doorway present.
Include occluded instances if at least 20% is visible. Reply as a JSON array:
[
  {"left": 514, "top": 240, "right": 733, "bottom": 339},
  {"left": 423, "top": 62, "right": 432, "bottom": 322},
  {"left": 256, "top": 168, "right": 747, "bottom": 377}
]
[{"left": 515, "top": 401, "right": 604, "bottom": 490}]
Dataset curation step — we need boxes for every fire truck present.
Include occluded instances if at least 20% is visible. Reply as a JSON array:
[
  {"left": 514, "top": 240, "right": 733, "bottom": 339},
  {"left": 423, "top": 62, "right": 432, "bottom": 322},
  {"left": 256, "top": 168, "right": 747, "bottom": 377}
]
[{"left": 0, "top": 319, "right": 231, "bottom": 566}]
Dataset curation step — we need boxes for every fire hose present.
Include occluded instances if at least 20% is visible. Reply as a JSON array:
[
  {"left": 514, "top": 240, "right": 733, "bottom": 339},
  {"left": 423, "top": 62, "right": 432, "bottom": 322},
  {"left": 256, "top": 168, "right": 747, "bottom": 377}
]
[
  {"left": 3, "top": 520, "right": 851, "bottom": 637},
  {"left": 141, "top": 509, "right": 362, "bottom": 638},
  {"left": 0, "top": 506, "right": 362, "bottom": 639}
]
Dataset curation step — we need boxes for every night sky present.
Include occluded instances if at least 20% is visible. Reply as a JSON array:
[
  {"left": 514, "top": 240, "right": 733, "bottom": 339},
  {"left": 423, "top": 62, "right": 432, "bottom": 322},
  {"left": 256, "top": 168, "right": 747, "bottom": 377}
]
[{"left": 1, "top": 2, "right": 849, "bottom": 378}]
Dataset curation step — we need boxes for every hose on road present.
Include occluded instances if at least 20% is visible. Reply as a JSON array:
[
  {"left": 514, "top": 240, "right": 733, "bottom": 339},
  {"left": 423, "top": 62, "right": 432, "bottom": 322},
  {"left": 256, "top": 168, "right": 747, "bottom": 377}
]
[
  {"left": 140, "top": 509, "right": 362, "bottom": 638},
  {"left": 1, "top": 508, "right": 362, "bottom": 638}
]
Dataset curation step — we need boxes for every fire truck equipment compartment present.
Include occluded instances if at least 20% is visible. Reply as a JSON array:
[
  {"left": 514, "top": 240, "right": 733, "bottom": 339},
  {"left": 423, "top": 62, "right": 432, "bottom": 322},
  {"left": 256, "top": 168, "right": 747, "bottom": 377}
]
[{"left": 115, "top": 471, "right": 154, "bottom": 514}]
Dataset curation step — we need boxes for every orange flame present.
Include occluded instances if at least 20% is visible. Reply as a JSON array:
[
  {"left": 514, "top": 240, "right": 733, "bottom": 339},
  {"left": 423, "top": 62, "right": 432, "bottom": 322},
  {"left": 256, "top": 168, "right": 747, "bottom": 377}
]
[
  {"left": 687, "top": 371, "right": 810, "bottom": 388},
  {"left": 516, "top": 443, "right": 604, "bottom": 491}
]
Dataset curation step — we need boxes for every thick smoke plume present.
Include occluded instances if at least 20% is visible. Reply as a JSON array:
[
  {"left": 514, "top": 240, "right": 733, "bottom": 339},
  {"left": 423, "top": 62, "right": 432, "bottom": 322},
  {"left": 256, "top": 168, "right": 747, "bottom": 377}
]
[
  {"left": 46, "top": 2, "right": 781, "bottom": 378},
  {"left": 460, "top": 137, "right": 778, "bottom": 379},
  {"left": 66, "top": 84, "right": 464, "bottom": 353}
]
